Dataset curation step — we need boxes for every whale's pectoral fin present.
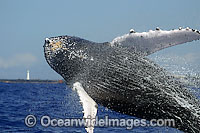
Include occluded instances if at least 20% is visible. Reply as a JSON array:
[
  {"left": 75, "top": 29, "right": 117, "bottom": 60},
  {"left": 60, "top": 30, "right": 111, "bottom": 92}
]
[
  {"left": 110, "top": 28, "right": 200, "bottom": 55},
  {"left": 73, "top": 82, "right": 98, "bottom": 133}
]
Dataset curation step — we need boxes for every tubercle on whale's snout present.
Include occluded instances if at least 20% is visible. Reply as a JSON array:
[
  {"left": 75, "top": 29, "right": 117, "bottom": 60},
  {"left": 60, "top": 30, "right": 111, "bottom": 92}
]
[
  {"left": 43, "top": 39, "right": 50, "bottom": 56},
  {"left": 43, "top": 38, "right": 51, "bottom": 48},
  {"left": 43, "top": 38, "right": 51, "bottom": 50},
  {"left": 43, "top": 37, "right": 55, "bottom": 66}
]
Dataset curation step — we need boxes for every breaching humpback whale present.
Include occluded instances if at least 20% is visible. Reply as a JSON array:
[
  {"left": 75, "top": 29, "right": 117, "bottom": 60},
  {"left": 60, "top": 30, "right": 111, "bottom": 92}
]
[{"left": 44, "top": 27, "right": 200, "bottom": 133}]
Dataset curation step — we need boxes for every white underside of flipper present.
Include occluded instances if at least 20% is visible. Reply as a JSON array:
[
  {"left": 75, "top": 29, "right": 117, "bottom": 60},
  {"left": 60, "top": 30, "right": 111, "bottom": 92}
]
[
  {"left": 73, "top": 82, "right": 98, "bottom": 133},
  {"left": 110, "top": 28, "right": 200, "bottom": 55}
]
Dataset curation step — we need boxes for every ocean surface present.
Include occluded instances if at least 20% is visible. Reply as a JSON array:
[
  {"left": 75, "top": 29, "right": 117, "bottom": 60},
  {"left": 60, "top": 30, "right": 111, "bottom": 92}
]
[{"left": 1, "top": 82, "right": 198, "bottom": 133}]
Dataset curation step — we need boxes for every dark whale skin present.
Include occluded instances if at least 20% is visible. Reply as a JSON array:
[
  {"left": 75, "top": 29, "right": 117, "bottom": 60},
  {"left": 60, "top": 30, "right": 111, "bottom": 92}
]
[{"left": 44, "top": 36, "right": 200, "bottom": 133}]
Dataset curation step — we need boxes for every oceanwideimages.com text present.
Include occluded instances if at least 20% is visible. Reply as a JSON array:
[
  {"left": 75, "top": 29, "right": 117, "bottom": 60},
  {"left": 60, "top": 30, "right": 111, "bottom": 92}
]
[{"left": 25, "top": 115, "right": 175, "bottom": 129}]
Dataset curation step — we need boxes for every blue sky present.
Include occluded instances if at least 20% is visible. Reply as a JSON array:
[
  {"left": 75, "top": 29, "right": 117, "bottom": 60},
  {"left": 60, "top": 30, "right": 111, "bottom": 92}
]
[{"left": 0, "top": 0, "right": 200, "bottom": 79}]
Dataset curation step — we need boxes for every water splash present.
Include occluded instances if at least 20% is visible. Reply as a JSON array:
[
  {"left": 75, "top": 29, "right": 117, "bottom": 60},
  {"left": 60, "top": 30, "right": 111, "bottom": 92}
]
[{"left": 149, "top": 53, "right": 200, "bottom": 96}]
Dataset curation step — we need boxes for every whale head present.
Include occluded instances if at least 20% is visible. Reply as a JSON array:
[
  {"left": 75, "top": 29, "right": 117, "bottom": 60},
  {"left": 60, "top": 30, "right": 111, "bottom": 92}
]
[{"left": 43, "top": 35, "right": 95, "bottom": 84}]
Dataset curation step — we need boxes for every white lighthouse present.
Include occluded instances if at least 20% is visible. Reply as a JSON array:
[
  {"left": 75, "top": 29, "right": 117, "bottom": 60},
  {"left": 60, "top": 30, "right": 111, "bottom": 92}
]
[{"left": 27, "top": 70, "right": 30, "bottom": 80}]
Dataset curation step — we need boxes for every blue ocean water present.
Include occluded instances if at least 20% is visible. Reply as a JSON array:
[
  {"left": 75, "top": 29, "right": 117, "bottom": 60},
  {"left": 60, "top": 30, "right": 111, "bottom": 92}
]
[{"left": 0, "top": 82, "right": 185, "bottom": 133}]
